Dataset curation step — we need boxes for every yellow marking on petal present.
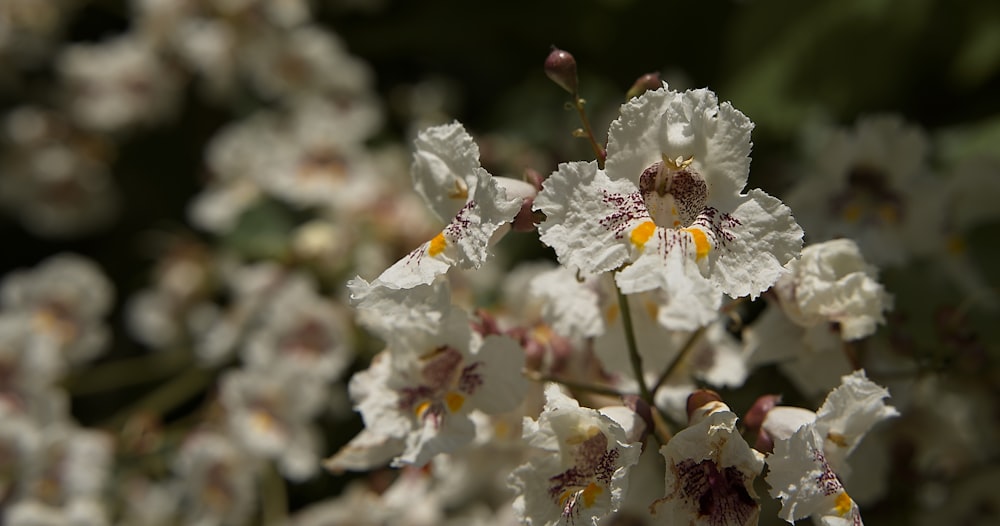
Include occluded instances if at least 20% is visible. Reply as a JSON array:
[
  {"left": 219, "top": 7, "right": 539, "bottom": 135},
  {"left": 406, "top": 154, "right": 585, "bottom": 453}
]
[
  {"left": 643, "top": 300, "right": 659, "bottom": 320},
  {"left": 250, "top": 411, "right": 276, "bottom": 434},
  {"left": 493, "top": 419, "right": 511, "bottom": 439},
  {"left": 684, "top": 227, "right": 711, "bottom": 260},
  {"left": 878, "top": 204, "right": 899, "bottom": 224},
  {"left": 444, "top": 392, "right": 465, "bottom": 413},
  {"left": 827, "top": 432, "right": 849, "bottom": 448},
  {"left": 566, "top": 425, "right": 601, "bottom": 445},
  {"left": 581, "top": 482, "right": 603, "bottom": 508},
  {"left": 415, "top": 400, "right": 432, "bottom": 419},
  {"left": 630, "top": 220, "right": 656, "bottom": 249},
  {"left": 448, "top": 179, "right": 468, "bottom": 200},
  {"left": 842, "top": 203, "right": 863, "bottom": 223},
  {"left": 605, "top": 304, "right": 619, "bottom": 324},
  {"left": 834, "top": 492, "right": 853, "bottom": 516},
  {"left": 947, "top": 235, "right": 966, "bottom": 255},
  {"left": 428, "top": 232, "right": 447, "bottom": 256}
]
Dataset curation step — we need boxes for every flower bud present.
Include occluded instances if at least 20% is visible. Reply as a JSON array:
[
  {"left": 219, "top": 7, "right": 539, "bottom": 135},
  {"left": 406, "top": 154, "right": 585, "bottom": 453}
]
[
  {"left": 626, "top": 72, "right": 661, "bottom": 100},
  {"left": 544, "top": 47, "right": 578, "bottom": 95},
  {"left": 744, "top": 394, "right": 782, "bottom": 453},
  {"left": 686, "top": 389, "right": 725, "bottom": 424}
]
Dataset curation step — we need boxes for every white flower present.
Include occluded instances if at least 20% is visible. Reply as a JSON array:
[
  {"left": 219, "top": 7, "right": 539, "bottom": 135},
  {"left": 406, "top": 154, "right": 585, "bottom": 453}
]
[
  {"left": 528, "top": 265, "right": 605, "bottom": 340},
  {"left": 242, "top": 276, "right": 353, "bottom": 382},
  {"left": 764, "top": 371, "right": 898, "bottom": 525},
  {"left": 534, "top": 85, "right": 802, "bottom": 330},
  {"left": 241, "top": 25, "right": 375, "bottom": 101},
  {"left": 219, "top": 367, "right": 327, "bottom": 481},
  {"left": 0, "top": 107, "right": 118, "bottom": 238},
  {"left": 348, "top": 296, "right": 526, "bottom": 467},
  {"left": 773, "top": 239, "right": 893, "bottom": 341},
  {"left": 57, "top": 36, "right": 181, "bottom": 132},
  {"left": 371, "top": 122, "right": 524, "bottom": 289},
  {"left": 509, "top": 384, "right": 641, "bottom": 526},
  {"left": 347, "top": 278, "right": 454, "bottom": 348},
  {"left": 654, "top": 402, "right": 764, "bottom": 526},
  {"left": 13, "top": 423, "right": 113, "bottom": 525},
  {"left": 1, "top": 254, "right": 113, "bottom": 367},
  {"left": 786, "top": 115, "right": 944, "bottom": 267},
  {"left": 766, "top": 424, "right": 864, "bottom": 526},
  {"left": 173, "top": 431, "right": 257, "bottom": 526}
]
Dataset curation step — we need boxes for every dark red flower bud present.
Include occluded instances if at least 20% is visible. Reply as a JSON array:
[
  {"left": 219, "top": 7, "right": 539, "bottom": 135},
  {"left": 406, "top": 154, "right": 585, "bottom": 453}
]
[
  {"left": 626, "top": 72, "right": 661, "bottom": 100},
  {"left": 544, "top": 47, "right": 578, "bottom": 95}
]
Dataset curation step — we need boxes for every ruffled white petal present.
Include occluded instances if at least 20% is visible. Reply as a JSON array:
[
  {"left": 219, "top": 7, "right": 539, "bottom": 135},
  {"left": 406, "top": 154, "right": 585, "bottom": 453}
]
[
  {"left": 774, "top": 239, "right": 892, "bottom": 340},
  {"left": 347, "top": 277, "right": 453, "bottom": 344},
  {"left": 534, "top": 161, "right": 640, "bottom": 276},
  {"left": 529, "top": 266, "right": 605, "bottom": 339},
  {"left": 766, "top": 423, "right": 863, "bottom": 525},
  {"left": 813, "top": 370, "right": 898, "bottom": 471},
  {"left": 607, "top": 85, "right": 753, "bottom": 199},
  {"left": 710, "top": 188, "right": 803, "bottom": 299},
  {"left": 411, "top": 121, "right": 483, "bottom": 222},
  {"left": 467, "top": 335, "right": 527, "bottom": 415},
  {"left": 376, "top": 166, "right": 520, "bottom": 289}
]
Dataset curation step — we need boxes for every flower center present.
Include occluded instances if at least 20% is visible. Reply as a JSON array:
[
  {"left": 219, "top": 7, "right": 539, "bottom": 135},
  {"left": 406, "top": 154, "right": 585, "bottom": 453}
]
[
  {"left": 638, "top": 156, "right": 708, "bottom": 229},
  {"left": 831, "top": 164, "right": 904, "bottom": 225}
]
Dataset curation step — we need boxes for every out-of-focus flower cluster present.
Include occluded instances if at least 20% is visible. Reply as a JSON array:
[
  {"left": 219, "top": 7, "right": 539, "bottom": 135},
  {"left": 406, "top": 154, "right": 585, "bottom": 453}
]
[{"left": 1, "top": 1, "right": 998, "bottom": 526}]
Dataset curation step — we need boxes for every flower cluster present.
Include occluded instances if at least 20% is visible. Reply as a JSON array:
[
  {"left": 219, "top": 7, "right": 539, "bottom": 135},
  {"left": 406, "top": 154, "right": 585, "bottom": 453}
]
[{"left": 1, "top": 4, "right": 997, "bottom": 526}]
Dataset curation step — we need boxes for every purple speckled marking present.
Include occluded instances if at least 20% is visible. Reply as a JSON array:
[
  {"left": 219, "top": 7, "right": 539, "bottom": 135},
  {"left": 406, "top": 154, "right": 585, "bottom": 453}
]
[
  {"left": 396, "top": 346, "right": 483, "bottom": 429},
  {"left": 676, "top": 458, "right": 757, "bottom": 526},
  {"left": 547, "top": 431, "right": 621, "bottom": 522}
]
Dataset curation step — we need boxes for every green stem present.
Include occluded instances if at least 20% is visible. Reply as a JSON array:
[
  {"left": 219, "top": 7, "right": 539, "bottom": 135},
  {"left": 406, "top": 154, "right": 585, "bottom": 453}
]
[
  {"left": 260, "top": 460, "right": 288, "bottom": 525},
  {"left": 651, "top": 326, "right": 706, "bottom": 395},
  {"left": 616, "top": 287, "right": 652, "bottom": 404},
  {"left": 62, "top": 350, "right": 193, "bottom": 395},
  {"left": 100, "top": 367, "right": 213, "bottom": 430},
  {"left": 572, "top": 96, "right": 607, "bottom": 168}
]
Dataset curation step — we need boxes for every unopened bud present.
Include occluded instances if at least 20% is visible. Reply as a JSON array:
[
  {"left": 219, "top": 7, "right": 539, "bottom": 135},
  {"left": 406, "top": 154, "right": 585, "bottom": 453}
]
[
  {"left": 523, "top": 168, "right": 544, "bottom": 192},
  {"left": 686, "top": 389, "right": 726, "bottom": 425},
  {"left": 544, "top": 47, "right": 578, "bottom": 95},
  {"left": 626, "top": 72, "right": 661, "bottom": 100},
  {"left": 743, "top": 394, "right": 781, "bottom": 431},
  {"left": 511, "top": 197, "right": 540, "bottom": 232},
  {"left": 744, "top": 394, "right": 781, "bottom": 453}
]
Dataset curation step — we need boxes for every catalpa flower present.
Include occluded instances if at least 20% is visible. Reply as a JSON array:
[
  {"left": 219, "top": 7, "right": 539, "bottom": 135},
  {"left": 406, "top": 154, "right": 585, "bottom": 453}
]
[
  {"left": 654, "top": 400, "right": 765, "bottom": 526},
  {"left": 785, "top": 115, "right": 943, "bottom": 267},
  {"left": 508, "top": 384, "right": 641, "bottom": 526},
  {"left": 534, "top": 85, "right": 802, "bottom": 329},
  {"left": 348, "top": 287, "right": 526, "bottom": 467},
  {"left": 763, "top": 371, "right": 898, "bottom": 526},
  {"left": 372, "top": 122, "right": 530, "bottom": 289}
]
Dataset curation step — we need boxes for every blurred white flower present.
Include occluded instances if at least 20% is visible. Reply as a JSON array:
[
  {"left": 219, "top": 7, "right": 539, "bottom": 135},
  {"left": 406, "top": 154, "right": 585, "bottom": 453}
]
[
  {"left": 786, "top": 115, "right": 944, "bottom": 267},
  {"left": 58, "top": 35, "right": 182, "bottom": 132},
  {"left": 220, "top": 366, "right": 327, "bottom": 481},
  {"left": 0, "top": 107, "right": 118, "bottom": 237},
  {"left": 173, "top": 431, "right": 257, "bottom": 526},
  {"left": 1, "top": 254, "right": 114, "bottom": 368}
]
